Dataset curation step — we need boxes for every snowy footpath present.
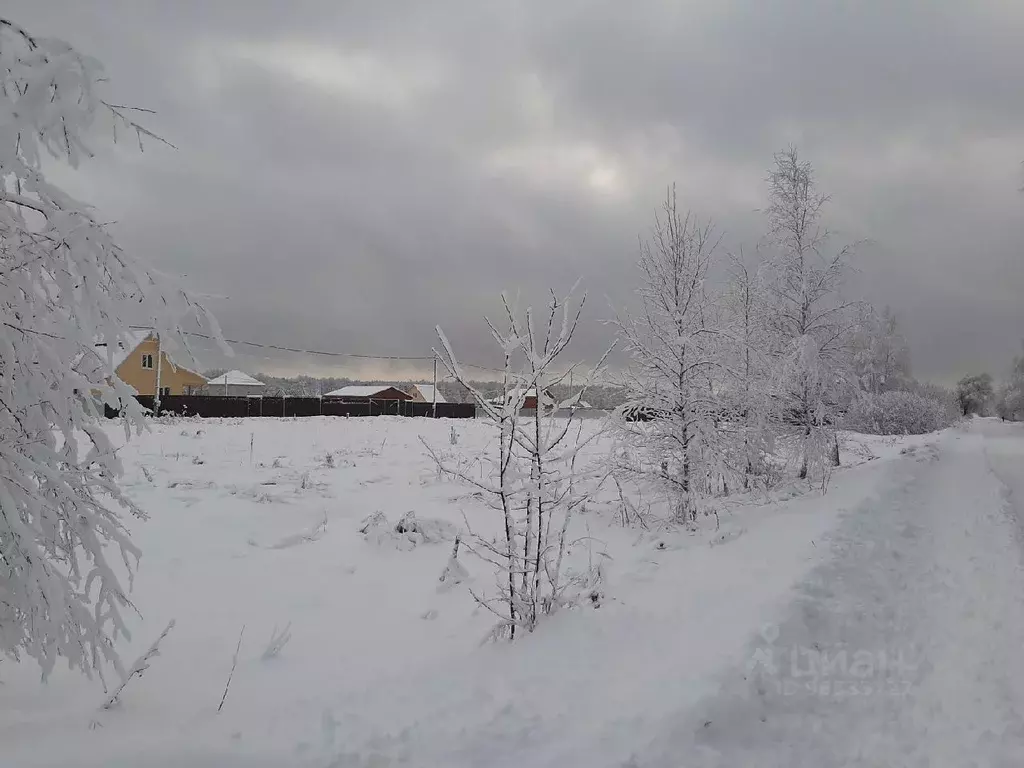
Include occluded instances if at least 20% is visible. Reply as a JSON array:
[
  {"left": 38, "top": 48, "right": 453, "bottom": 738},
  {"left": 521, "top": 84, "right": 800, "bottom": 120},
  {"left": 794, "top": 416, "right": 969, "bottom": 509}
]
[
  {"left": 639, "top": 419, "right": 1024, "bottom": 767},
  {"left": 3, "top": 418, "right": 1024, "bottom": 766}
]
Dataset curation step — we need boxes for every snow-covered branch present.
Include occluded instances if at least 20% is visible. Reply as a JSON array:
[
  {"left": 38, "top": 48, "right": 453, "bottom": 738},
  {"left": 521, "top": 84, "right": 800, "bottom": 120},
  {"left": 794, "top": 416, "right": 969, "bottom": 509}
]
[{"left": 0, "top": 18, "right": 221, "bottom": 679}]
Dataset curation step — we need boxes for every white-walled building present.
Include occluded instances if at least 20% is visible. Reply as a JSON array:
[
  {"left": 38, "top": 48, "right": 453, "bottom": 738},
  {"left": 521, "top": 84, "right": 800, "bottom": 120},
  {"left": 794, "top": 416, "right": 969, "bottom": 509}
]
[{"left": 203, "top": 370, "right": 266, "bottom": 397}]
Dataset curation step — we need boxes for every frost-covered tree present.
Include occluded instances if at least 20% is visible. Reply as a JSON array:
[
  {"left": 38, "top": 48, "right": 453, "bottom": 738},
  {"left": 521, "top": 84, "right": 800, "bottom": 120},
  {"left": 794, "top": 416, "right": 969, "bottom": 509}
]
[
  {"left": 845, "top": 391, "right": 948, "bottom": 435},
  {"left": 998, "top": 367, "right": 1024, "bottom": 421},
  {"left": 762, "top": 147, "right": 859, "bottom": 479},
  {"left": 851, "top": 304, "right": 911, "bottom": 395},
  {"left": 431, "top": 288, "right": 609, "bottom": 639},
  {"left": 995, "top": 344, "right": 1024, "bottom": 421},
  {"left": 0, "top": 19, "right": 217, "bottom": 679},
  {"left": 956, "top": 372, "right": 994, "bottom": 417},
  {"left": 720, "top": 247, "right": 775, "bottom": 485},
  {"left": 614, "top": 187, "right": 736, "bottom": 521}
]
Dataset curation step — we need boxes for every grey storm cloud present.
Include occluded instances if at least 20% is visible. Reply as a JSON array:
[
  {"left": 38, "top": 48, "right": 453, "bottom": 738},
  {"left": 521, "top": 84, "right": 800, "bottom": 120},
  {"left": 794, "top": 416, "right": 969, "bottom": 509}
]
[{"left": 8, "top": 1, "right": 1024, "bottom": 382}]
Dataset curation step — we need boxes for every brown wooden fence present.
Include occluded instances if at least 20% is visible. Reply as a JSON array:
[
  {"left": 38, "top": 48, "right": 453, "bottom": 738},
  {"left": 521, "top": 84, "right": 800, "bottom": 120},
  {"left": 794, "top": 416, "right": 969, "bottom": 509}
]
[{"left": 108, "top": 396, "right": 475, "bottom": 420}]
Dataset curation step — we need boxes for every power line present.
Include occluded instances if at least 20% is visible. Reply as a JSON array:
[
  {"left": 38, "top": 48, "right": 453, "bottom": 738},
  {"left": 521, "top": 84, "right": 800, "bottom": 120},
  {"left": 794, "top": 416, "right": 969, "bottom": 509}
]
[
  {"left": 128, "top": 326, "right": 435, "bottom": 362},
  {"left": 128, "top": 326, "right": 617, "bottom": 382},
  {"left": 453, "top": 361, "right": 507, "bottom": 374}
]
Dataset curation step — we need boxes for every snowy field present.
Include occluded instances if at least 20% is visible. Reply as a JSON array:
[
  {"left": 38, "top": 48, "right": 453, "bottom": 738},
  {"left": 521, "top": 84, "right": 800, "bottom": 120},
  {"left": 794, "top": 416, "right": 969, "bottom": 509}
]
[{"left": 5, "top": 416, "right": 1024, "bottom": 767}]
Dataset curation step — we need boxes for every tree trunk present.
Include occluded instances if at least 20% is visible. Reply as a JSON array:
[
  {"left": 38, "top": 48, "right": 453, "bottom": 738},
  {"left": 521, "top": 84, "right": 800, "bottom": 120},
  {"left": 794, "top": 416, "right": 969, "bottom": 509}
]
[
  {"left": 744, "top": 436, "right": 753, "bottom": 490},
  {"left": 829, "top": 433, "right": 840, "bottom": 467},
  {"left": 798, "top": 422, "right": 811, "bottom": 480},
  {"left": 681, "top": 421, "right": 691, "bottom": 520},
  {"left": 532, "top": 405, "right": 544, "bottom": 627}
]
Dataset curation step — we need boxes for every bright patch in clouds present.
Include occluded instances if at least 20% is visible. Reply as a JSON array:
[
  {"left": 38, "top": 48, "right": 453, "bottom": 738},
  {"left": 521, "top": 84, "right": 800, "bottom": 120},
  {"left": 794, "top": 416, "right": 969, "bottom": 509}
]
[
  {"left": 484, "top": 140, "right": 628, "bottom": 198},
  {"left": 217, "top": 40, "right": 447, "bottom": 109}
]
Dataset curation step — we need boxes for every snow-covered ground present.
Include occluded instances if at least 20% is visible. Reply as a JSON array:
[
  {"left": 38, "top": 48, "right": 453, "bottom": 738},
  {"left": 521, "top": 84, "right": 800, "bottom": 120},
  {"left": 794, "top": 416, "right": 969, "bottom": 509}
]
[{"left": 3, "top": 416, "right": 1023, "bottom": 767}]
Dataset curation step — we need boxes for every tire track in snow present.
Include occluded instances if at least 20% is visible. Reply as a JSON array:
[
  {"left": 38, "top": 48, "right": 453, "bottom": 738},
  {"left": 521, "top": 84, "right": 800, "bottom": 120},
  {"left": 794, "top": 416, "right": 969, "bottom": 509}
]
[{"left": 635, "top": 426, "right": 1024, "bottom": 767}]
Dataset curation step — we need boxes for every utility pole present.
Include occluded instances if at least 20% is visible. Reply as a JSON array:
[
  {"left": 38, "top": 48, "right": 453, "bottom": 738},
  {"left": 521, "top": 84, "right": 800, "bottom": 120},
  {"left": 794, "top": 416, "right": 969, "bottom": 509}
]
[
  {"left": 154, "top": 331, "right": 163, "bottom": 415},
  {"left": 432, "top": 354, "right": 438, "bottom": 418}
]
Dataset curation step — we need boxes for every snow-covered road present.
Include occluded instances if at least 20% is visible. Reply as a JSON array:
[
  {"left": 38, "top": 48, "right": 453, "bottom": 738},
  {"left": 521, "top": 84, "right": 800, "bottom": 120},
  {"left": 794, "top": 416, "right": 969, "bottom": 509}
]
[{"left": 637, "top": 419, "right": 1024, "bottom": 766}]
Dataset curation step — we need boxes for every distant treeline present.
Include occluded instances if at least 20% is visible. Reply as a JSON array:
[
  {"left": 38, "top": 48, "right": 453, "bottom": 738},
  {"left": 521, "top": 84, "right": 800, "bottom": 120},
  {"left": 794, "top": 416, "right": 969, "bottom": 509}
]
[{"left": 202, "top": 371, "right": 629, "bottom": 409}]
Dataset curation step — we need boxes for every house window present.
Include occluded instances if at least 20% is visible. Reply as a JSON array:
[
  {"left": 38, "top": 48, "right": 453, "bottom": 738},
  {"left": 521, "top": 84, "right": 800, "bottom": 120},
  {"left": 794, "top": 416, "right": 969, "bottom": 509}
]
[
  {"left": 141, "top": 354, "right": 154, "bottom": 369},
  {"left": 160, "top": 387, "right": 171, "bottom": 397}
]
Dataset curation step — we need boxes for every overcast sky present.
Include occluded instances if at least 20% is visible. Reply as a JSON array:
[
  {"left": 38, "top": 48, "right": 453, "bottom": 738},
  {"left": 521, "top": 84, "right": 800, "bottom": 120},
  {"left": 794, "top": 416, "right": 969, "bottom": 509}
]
[{"left": 10, "top": 1, "right": 1024, "bottom": 382}]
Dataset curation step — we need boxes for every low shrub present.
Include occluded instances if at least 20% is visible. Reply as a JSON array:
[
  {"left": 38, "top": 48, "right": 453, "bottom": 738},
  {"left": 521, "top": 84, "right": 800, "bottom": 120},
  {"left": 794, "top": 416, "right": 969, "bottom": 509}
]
[{"left": 845, "top": 390, "right": 953, "bottom": 435}]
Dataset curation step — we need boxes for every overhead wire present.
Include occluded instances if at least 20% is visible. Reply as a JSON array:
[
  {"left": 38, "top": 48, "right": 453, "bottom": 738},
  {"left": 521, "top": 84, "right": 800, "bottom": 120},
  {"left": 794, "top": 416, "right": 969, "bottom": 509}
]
[
  {"left": 128, "top": 326, "right": 434, "bottom": 361},
  {"left": 127, "top": 325, "right": 617, "bottom": 384}
]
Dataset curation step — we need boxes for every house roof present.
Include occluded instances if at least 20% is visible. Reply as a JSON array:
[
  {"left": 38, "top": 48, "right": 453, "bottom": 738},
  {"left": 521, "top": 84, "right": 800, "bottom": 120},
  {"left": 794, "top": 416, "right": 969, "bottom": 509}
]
[
  {"left": 323, "top": 385, "right": 399, "bottom": 398},
  {"left": 206, "top": 370, "right": 265, "bottom": 387},
  {"left": 564, "top": 391, "right": 592, "bottom": 408},
  {"left": 94, "top": 331, "right": 204, "bottom": 379},
  {"left": 484, "top": 387, "right": 555, "bottom": 405},
  {"left": 412, "top": 384, "right": 446, "bottom": 403},
  {"left": 94, "top": 330, "right": 151, "bottom": 370},
  {"left": 510, "top": 387, "right": 554, "bottom": 401}
]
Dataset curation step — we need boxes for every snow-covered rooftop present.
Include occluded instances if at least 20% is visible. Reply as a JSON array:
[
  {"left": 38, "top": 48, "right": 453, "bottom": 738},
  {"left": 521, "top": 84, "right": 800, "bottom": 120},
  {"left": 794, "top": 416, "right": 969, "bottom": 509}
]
[
  {"left": 205, "top": 370, "right": 265, "bottom": 387},
  {"left": 509, "top": 387, "right": 554, "bottom": 401},
  {"left": 93, "top": 331, "right": 204, "bottom": 379},
  {"left": 94, "top": 330, "right": 151, "bottom": 371},
  {"left": 412, "top": 384, "right": 446, "bottom": 403},
  {"left": 564, "top": 391, "right": 592, "bottom": 408},
  {"left": 324, "top": 385, "right": 398, "bottom": 398},
  {"left": 483, "top": 387, "right": 557, "bottom": 406}
]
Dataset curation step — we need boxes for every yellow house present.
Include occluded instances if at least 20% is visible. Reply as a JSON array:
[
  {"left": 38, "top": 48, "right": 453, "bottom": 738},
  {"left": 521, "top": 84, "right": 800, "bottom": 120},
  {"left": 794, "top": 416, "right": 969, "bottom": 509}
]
[{"left": 98, "top": 332, "right": 207, "bottom": 397}]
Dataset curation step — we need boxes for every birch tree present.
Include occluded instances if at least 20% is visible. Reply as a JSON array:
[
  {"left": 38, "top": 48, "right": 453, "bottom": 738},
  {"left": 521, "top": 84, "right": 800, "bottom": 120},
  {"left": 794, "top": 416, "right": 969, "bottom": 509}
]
[
  {"left": 615, "top": 186, "right": 735, "bottom": 521},
  {"left": 0, "top": 18, "right": 218, "bottom": 678},
  {"left": 762, "top": 147, "right": 859, "bottom": 479},
  {"left": 431, "top": 288, "right": 609, "bottom": 639},
  {"left": 721, "top": 247, "right": 775, "bottom": 486}
]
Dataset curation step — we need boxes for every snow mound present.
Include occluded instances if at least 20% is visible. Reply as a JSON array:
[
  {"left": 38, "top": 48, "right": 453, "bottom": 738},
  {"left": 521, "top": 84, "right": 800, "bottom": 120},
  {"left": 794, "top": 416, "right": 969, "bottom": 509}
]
[
  {"left": 709, "top": 527, "right": 747, "bottom": 547},
  {"left": 270, "top": 515, "right": 328, "bottom": 550},
  {"left": 438, "top": 547, "right": 469, "bottom": 592},
  {"left": 359, "top": 510, "right": 458, "bottom": 550}
]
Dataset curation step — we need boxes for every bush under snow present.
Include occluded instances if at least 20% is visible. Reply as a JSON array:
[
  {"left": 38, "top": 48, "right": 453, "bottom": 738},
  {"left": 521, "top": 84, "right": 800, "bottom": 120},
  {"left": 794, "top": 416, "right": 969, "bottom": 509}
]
[
  {"left": 845, "top": 390, "right": 952, "bottom": 435},
  {"left": 359, "top": 510, "right": 458, "bottom": 550}
]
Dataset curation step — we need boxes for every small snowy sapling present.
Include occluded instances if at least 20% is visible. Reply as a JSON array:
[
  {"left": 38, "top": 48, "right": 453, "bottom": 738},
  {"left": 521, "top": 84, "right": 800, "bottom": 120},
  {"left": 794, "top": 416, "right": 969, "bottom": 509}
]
[
  {"left": 100, "top": 620, "right": 176, "bottom": 710},
  {"left": 261, "top": 623, "right": 293, "bottom": 661},
  {"left": 432, "top": 287, "right": 611, "bottom": 638},
  {"left": 217, "top": 625, "right": 246, "bottom": 714}
]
